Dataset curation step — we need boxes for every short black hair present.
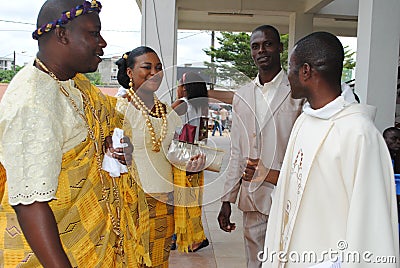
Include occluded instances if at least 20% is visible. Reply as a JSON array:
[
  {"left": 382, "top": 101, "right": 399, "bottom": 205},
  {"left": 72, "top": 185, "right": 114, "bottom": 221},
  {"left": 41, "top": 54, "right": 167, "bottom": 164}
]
[
  {"left": 37, "top": 0, "right": 85, "bottom": 28},
  {"left": 251, "top": 25, "right": 280, "bottom": 42},
  {"left": 383, "top": 127, "right": 400, "bottom": 139},
  {"left": 181, "top": 72, "right": 208, "bottom": 116},
  {"left": 292, "top": 31, "right": 344, "bottom": 85},
  {"left": 182, "top": 72, "right": 208, "bottom": 100},
  {"left": 36, "top": 0, "right": 86, "bottom": 43}
]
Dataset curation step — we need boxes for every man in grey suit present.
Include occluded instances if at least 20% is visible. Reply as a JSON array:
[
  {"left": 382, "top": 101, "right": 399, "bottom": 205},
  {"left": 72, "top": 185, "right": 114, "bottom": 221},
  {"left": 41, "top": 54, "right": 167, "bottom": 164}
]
[{"left": 217, "top": 25, "right": 303, "bottom": 268}]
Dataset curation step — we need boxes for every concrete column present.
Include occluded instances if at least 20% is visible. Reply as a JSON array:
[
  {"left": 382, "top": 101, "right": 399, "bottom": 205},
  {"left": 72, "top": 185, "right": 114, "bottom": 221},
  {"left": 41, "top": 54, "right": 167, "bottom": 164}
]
[
  {"left": 141, "top": 0, "right": 178, "bottom": 104},
  {"left": 355, "top": 0, "right": 400, "bottom": 132},
  {"left": 288, "top": 12, "right": 314, "bottom": 54}
]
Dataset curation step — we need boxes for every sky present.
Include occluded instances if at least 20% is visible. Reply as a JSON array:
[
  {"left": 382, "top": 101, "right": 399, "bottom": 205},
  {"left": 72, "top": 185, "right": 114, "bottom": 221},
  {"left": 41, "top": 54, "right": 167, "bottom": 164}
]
[
  {"left": 0, "top": 0, "right": 356, "bottom": 67},
  {"left": 0, "top": 0, "right": 212, "bottom": 67}
]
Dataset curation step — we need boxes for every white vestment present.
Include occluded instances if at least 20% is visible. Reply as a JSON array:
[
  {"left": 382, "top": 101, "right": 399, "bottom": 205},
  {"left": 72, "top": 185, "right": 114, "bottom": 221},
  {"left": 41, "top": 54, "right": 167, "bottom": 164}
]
[{"left": 262, "top": 90, "right": 399, "bottom": 268}]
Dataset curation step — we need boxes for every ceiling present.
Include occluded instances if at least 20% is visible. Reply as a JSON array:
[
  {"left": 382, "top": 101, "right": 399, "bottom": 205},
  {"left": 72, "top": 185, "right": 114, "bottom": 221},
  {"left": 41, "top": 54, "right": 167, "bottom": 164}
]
[{"left": 136, "top": 0, "right": 359, "bottom": 36}]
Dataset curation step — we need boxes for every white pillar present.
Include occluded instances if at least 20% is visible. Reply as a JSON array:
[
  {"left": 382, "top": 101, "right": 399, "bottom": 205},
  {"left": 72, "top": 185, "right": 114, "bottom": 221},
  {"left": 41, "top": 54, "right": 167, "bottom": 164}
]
[
  {"left": 288, "top": 12, "right": 314, "bottom": 54},
  {"left": 141, "top": 0, "right": 178, "bottom": 104},
  {"left": 355, "top": 0, "right": 400, "bottom": 132}
]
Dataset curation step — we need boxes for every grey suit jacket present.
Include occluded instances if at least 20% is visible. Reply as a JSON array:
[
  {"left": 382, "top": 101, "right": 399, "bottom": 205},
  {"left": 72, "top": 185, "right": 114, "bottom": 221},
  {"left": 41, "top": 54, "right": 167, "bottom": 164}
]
[{"left": 221, "top": 72, "right": 303, "bottom": 214}]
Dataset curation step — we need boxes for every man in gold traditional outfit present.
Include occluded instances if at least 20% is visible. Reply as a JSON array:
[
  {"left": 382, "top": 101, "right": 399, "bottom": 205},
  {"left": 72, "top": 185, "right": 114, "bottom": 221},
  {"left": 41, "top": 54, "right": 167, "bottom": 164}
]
[{"left": 0, "top": 0, "right": 151, "bottom": 267}]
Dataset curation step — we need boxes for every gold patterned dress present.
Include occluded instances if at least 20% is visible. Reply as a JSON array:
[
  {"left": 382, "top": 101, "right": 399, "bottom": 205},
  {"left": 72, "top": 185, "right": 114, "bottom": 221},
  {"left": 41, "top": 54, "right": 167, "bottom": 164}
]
[{"left": 121, "top": 100, "right": 180, "bottom": 268}]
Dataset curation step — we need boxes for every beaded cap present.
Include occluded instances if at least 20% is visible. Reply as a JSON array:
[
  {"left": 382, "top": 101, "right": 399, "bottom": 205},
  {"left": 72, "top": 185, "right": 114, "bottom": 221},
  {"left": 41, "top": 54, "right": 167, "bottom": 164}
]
[{"left": 32, "top": 0, "right": 102, "bottom": 40}]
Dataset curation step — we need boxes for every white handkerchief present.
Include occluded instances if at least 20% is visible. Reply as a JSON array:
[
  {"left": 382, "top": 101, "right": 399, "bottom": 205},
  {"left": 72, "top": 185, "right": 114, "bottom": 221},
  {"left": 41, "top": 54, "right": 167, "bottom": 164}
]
[{"left": 102, "top": 128, "right": 129, "bottom": 177}]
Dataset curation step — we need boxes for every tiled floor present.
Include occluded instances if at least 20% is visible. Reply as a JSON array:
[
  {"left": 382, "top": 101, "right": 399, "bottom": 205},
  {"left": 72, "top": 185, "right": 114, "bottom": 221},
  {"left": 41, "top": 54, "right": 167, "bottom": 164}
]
[{"left": 169, "top": 134, "right": 247, "bottom": 268}]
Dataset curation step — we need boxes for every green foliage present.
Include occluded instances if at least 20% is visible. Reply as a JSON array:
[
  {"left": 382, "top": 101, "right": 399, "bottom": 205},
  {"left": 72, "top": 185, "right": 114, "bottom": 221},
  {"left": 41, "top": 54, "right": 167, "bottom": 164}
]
[
  {"left": 84, "top": 71, "right": 103, "bottom": 85},
  {"left": 342, "top": 45, "right": 356, "bottom": 82},
  {"left": 203, "top": 32, "right": 289, "bottom": 86},
  {"left": 203, "top": 32, "right": 357, "bottom": 86},
  {"left": 203, "top": 32, "right": 257, "bottom": 84},
  {"left": 280, "top": 34, "right": 289, "bottom": 71},
  {"left": 0, "top": 66, "right": 23, "bottom": 83},
  {"left": 0, "top": 70, "right": 17, "bottom": 83},
  {"left": 0, "top": 67, "right": 104, "bottom": 86},
  {"left": 343, "top": 45, "right": 356, "bottom": 70}
]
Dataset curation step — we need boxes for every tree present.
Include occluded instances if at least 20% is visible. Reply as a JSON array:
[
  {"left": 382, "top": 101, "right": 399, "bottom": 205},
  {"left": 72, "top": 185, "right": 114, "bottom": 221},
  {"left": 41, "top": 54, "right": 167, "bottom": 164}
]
[
  {"left": 342, "top": 45, "right": 356, "bottom": 82},
  {"left": 280, "top": 34, "right": 289, "bottom": 71},
  {"left": 0, "top": 66, "right": 22, "bottom": 83},
  {"left": 203, "top": 32, "right": 289, "bottom": 87},
  {"left": 84, "top": 71, "right": 103, "bottom": 85},
  {"left": 203, "top": 32, "right": 257, "bottom": 81},
  {"left": 343, "top": 45, "right": 356, "bottom": 70},
  {"left": 203, "top": 32, "right": 256, "bottom": 87},
  {"left": 203, "top": 32, "right": 356, "bottom": 87},
  {"left": 0, "top": 66, "right": 104, "bottom": 85}
]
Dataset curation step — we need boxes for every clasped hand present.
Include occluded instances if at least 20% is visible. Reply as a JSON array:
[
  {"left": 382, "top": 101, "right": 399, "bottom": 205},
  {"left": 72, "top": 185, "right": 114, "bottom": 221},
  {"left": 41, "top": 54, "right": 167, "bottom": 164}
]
[
  {"left": 104, "top": 136, "right": 133, "bottom": 166},
  {"left": 241, "top": 158, "right": 260, "bottom": 182},
  {"left": 186, "top": 153, "right": 206, "bottom": 173}
]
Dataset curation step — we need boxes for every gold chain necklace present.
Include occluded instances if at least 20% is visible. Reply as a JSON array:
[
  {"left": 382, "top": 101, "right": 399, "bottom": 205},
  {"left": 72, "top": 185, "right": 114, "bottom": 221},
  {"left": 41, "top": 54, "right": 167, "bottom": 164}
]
[
  {"left": 34, "top": 58, "right": 124, "bottom": 257},
  {"left": 127, "top": 87, "right": 168, "bottom": 152}
]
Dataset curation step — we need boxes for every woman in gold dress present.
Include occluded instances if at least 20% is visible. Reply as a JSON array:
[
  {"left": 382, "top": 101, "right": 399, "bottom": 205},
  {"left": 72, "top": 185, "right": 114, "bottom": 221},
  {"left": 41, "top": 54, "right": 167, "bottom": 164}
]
[{"left": 115, "top": 46, "right": 206, "bottom": 267}]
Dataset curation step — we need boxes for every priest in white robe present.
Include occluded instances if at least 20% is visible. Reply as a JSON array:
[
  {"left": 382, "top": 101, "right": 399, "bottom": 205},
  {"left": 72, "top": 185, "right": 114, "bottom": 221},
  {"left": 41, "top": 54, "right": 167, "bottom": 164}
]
[{"left": 262, "top": 32, "right": 399, "bottom": 268}]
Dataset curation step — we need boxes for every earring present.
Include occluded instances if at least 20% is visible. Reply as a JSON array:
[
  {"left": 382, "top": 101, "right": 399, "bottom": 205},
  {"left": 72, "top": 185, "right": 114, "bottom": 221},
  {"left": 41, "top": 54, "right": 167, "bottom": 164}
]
[{"left": 129, "top": 78, "right": 133, "bottom": 89}]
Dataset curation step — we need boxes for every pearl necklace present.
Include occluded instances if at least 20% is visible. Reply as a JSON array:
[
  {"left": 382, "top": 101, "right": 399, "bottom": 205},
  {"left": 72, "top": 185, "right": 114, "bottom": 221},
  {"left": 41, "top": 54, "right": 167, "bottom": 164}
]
[
  {"left": 127, "top": 87, "right": 168, "bottom": 152},
  {"left": 34, "top": 58, "right": 124, "bottom": 257}
]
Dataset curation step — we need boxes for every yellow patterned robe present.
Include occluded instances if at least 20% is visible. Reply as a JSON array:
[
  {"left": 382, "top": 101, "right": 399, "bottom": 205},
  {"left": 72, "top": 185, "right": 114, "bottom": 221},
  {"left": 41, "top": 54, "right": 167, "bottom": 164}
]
[
  {"left": 0, "top": 74, "right": 150, "bottom": 267},
  {"left": 173, "top": 168, "right": 207, "bottom": 253}
]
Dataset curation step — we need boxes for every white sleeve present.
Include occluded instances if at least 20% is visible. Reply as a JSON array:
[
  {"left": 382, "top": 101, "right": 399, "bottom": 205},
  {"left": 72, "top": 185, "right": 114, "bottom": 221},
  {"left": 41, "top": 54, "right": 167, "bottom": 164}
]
[
  {"left": 221, "top": 94, "right": 244, "bottom": 203},
  {"left": 2, "top": 102, "right": 63, "bottom": 205},
  {"left": 342, "top": 126, "right": 399, "bottom": 266}
]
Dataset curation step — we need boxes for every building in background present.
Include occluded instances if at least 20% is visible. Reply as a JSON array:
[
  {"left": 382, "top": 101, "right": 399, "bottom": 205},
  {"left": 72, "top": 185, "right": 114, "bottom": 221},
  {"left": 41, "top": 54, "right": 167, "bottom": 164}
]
[
  {"left": 0, "top": 58, "right": 13, "bottom": 71},
  {"left": 176, "top": 65, "right": 211, "bottom": 85},
  {"left": 97, "top": 56, "right": 120, "bottom": 86},
  {"left": 97, "top": 59, "right": 212, "bottom": 87}
]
